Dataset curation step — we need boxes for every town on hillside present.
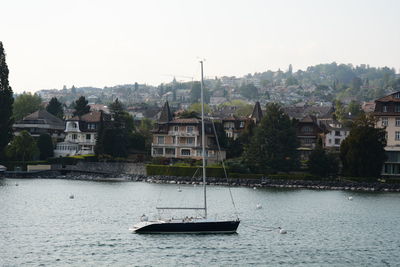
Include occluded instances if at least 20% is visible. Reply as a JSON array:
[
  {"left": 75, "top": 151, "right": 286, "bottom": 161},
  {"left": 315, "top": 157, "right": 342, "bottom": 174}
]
[{"left": 5, "top": 87, "right": 400, "bottom": 177}]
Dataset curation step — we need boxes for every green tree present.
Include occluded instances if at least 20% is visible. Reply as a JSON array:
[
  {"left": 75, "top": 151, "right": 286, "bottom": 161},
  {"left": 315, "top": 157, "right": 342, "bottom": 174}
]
[
  {"left": 13, "top": 92, "right": 42, "bottom": 121},
  {"left": 285, "top": 76, "right": 298, "bottom": 86},
  {"left": 340, "top": 114, "right": 387, "bottom": 177},
  {"left": 239, "top": 83, "right": 259, "bottom": 99},
  {"left": 243, "top": 103, "right": 299, "bottom": 173},
  {"left": 37, "top": 133, "right": 54, "bottom": 160},
  {"left": 235, "top": 104, "right": 253, "bottom": 116},
  {"left": 73, "top": 96, "right": 90, "bottom": 117},
  {"left": 347, "top": 100, "right": 363, "bottom": 117},
  {"left": 137, "top": 118, "right": 154, "bottom": 154},
  {"left": 46, "top": 97, "right": 64, "bottom": 119},
  {"left": 188, "top": 103, "right": 211, "bottom": 114},
  {"left": 0, "top": 41, "right": 14, "bottom": 160},
  {"left": 96, "top": 99, "right": 135, "bottom": 158},
  {"left": 6, "top": 131, "right": 38, "bottom": 161},
  {"left": 334, "top": 100, "right": 346, "bottom": 122},
  {"left": 190, "top": 81, "right": 210, "bottom": 103},
  {"left": 308, "top": 140, "right": 339, "bottom": 177}
]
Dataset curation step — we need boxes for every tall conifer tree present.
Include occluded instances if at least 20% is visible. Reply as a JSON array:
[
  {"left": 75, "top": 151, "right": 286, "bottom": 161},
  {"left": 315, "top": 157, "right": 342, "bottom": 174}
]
[
  {"left": 73, "top": 96, "right": 90, "bottom": 117},
  {"left": 0, "top": 42, "right": 14, "bottom": 159},
  {"left": 46, "top": 97, "right": 64, "bottom": 119}
]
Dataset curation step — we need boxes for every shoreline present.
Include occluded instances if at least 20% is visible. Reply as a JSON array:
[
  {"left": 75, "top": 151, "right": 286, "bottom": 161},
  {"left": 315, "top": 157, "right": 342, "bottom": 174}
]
[{"left": 2, "top": 171, "right": 400, "bottom": 192}]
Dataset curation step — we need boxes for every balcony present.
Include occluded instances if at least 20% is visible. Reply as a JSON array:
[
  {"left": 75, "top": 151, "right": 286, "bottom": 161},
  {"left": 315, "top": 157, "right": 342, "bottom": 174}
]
[
  {"left": 168, "top": 131, "right": 198, "bottom": 137},
  {"left": 152, "top": 142, "right": 198, "bottom": 148}
]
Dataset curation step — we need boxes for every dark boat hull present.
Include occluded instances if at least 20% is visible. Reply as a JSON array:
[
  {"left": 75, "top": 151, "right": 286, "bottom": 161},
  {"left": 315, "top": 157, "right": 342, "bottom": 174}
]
[{"left": 135, "top": 220, "right": 240, "bottom": 234}]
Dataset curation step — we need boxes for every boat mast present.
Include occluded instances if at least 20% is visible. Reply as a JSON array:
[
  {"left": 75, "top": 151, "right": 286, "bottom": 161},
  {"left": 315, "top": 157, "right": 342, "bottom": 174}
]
[{"left": 200, "top": 60, "right": 207, "bottom": 219}]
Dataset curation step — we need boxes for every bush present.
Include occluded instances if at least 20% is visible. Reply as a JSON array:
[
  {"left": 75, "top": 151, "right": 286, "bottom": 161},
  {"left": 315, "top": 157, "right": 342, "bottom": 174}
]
[{"left": 146, "top": 164, "right": 226, "bottom": 177}]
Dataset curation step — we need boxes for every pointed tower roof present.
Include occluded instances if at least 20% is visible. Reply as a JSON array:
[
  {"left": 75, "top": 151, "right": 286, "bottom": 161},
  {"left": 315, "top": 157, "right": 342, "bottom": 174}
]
[
  {"left": 250, "top": 101, "right": 263, "bottom": 123},
  {"left": 159, "top": 101, "right": 173, "bottom": 123}
]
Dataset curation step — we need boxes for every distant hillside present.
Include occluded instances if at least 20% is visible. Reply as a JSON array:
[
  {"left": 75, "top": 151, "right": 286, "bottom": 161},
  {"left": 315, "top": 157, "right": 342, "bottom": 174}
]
[{"left": 36, "top": 62, "right": 400, "bottom": 106}]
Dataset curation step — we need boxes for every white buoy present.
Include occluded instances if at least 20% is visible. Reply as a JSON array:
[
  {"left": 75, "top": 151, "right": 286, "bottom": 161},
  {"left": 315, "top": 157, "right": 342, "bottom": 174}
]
[
  {"left": 177, "top": 187, "right": 182, "bottom": 192},
  {"left": 256, "top": 203, "right": 262, "bottom": 209},
  {"left": 69, "top": 194, "right": 74, "bottom": 199},
  {"left": 348, "top": 196, "right": 353, "bottom": 200},
  {"left": 253, "top": 187, "right": 257, "bottom": 190}
]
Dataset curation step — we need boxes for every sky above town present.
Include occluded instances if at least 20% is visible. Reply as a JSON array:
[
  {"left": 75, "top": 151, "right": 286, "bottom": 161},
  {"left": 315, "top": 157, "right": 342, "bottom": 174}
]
[{"left": 1, "top": 0, "right": 400, "bottom": 93}]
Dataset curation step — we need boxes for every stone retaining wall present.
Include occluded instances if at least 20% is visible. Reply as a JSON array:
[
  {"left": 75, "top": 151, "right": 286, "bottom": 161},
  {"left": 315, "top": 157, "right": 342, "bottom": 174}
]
[{"left": 60, "top": 162, "right": 146, "bottom": 175}]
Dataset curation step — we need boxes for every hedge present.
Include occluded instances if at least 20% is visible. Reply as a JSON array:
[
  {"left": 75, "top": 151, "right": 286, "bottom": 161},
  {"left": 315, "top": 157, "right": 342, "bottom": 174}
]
[
  {"left": 146, "top": 164, "right": 225, "bottom": 177},
  {"left": 48, "top": 155, "right": 98, "bottom": 165},
  {"left": 0, "top": 161, "right": 49, "bottom": 171}
]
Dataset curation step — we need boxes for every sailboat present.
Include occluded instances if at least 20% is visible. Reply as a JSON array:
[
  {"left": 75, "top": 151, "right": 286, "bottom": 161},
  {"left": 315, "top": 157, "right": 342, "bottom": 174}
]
[{"left": 130, "top": 61, "right": 240, "bottom": 234}]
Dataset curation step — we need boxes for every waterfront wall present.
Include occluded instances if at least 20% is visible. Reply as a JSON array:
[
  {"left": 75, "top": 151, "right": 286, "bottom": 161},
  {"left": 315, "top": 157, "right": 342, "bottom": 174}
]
[{"left": 59, "top": 162, "right": 146, "bottom": 175}]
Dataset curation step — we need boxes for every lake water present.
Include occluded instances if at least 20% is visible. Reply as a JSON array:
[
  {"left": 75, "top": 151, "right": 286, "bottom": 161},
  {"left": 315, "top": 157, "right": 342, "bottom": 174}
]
[{"left": 1, "top": 178, "right": 400, "bottom": 266}]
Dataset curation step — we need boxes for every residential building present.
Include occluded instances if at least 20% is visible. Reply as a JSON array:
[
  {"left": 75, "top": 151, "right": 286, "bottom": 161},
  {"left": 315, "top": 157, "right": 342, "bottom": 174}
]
[
  {"left": 13, "top": 110, "right": 65, "bottom": 142},
  {"left": 151, "top": 102, "right": 226, "bottom": 163},
  {"left": 374, "top": 91, "right": 400, "bottom": 175},
  {"left": 296, "top": 115, "right": 324, "bottom": 161},
  {"left": 54, "top": 111, "right": 106, "bottom": 157},
  {"left": 320, "top": 120, "right": 350, "bottom": 150},
  {"left": 222, "top": 116, "right": 248, "bottom": 139}
]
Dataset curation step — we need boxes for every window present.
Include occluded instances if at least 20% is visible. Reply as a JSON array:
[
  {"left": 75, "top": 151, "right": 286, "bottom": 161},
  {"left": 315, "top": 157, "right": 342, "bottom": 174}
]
[
  {"left": 187, "top": 137, "right": 195, "bottom": 144},
  {"left": 72, "top": 134, "right": 77, "bottom": 140},
  {"left": 395, "top": 132, "right": 400, "bottom": 141},
  {"left": 187, "top": 126, "right": 194, "bottom": 133},
  {"left": 153, "top": 148, "right": 163, "bottom": 155},
  {"left": 172, "top": 136, "right": 176, "bottom": 144},
  {"left": 383, "top": 105, "right": 388, "bottom": 112},
  {"left": 88, "top": 123, "right": 96, "bottom": 130},
  {"left": 396, "top": 131, "right": 400, "bottom": 141},
  {"left": 395, "top": 92, "right": 400, "bottom": 98},
  {"left": 181, "top": 149, "right": 191, "bottom": 156},
  {"left": 239, "top": 121, "right": 244, "bottom": 128},
  {"left": 71, "top": 122, "right": 77, "bottom": 128},
  {"left": 302, "top": 126, "right": 312, "bottom": 133},
  {"left": 334, "top": 139, "right": 340, "bottom": 145},
  {"left": 396, "top": 118, "right": 400, "bottom": 127},
  {"left": 158, "top": 136, "right": 164, "bottom": 144},
  {"left": 396, "top": 105, "right": 400, "bottom": 113},
  {"left": 173, "top": 126, "right": 179, "bottom": 132},
  {"left": 328, "top": 139, "right": 332, "bottom": 144},
  {"left": 165, "top": 148, "right": 175, "bottom": 155},
  {"left": 335, "top": 131, "right": 340, "bottom": 136},
  {"left": 382, "top": 118, "right": 388, "bottom": 127},
  {"left": 86, "top": 134, "right": 91, "bottom": 140}
]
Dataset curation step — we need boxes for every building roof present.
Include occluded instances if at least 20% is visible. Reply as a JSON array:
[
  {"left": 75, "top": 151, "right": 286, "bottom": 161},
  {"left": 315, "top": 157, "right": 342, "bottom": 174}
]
[
  {"left": 159, "top": 101, "right": 173, "bottom": 123},
  {"left": 284, "top": 105, "right": 334, "bottom": 120},
  {"left": 375, "top": 91, "right": 400, "bottom": 103},
  {"left": 17, "top": 110, "right": 64, "bottom": 129},
  {"left": 69, "top": 111, "right": 102, "bottom": 123},
  {"left": 250, "top": 102, "right": 263, "bottom": 122},
  {"left": 170, "top": 118, "right": 201, "bottom": 124},
  {"left": 362, "top": 101, "right": 376, "bottom": 113}
]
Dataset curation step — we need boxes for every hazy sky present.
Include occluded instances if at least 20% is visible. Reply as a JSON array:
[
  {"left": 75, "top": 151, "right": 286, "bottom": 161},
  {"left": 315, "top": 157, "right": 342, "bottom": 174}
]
[{"left": 1, "top": 0, "right": 399, "bottom": 93}]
